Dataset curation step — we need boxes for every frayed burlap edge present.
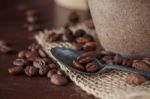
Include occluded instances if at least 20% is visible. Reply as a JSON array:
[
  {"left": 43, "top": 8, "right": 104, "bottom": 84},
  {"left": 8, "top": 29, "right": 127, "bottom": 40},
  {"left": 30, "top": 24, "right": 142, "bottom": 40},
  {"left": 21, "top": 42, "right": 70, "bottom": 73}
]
[{"left": 35, "top": 22, "right": 150, "bottom": 99}]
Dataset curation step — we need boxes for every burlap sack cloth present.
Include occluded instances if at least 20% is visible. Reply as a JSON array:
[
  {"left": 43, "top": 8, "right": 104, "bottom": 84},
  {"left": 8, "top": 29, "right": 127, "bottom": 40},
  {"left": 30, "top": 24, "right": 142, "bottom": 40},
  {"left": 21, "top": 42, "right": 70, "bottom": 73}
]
[{"left": 35, "top": 22, "right": 150, "bottom": 99}]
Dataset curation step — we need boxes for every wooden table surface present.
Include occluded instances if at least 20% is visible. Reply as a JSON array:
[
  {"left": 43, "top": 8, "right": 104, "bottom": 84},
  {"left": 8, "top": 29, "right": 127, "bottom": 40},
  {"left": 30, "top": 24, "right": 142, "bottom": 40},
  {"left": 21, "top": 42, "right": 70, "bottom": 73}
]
[{"left": 0, "top": 0, "right": 95, "bottom": 99}]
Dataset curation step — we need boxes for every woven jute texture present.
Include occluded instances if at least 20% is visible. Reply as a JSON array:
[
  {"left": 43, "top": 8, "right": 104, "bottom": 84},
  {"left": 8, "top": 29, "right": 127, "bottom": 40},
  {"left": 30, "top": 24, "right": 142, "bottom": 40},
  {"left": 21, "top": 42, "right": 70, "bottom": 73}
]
[{"left": 35, "top": 22, "right": 150, "bottom": 99}]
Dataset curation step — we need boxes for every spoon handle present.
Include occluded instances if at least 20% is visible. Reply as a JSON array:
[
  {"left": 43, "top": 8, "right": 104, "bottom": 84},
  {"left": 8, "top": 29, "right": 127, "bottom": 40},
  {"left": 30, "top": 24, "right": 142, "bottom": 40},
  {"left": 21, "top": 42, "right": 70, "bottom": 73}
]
[{"left": 105, "top": 64, "right": 150, "bottom": 78}]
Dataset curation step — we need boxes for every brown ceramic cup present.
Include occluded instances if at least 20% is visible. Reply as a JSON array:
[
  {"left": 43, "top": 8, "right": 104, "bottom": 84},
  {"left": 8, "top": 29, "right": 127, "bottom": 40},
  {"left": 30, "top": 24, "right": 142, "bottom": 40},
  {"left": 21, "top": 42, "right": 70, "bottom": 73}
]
[{"left": 88, "top": 0, "right": 150, "bottom": 59}]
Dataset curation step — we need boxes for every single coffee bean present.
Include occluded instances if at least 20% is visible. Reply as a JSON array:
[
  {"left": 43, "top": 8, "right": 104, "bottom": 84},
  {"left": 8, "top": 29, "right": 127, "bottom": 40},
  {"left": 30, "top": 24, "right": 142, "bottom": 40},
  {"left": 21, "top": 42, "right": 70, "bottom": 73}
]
[
  {"left": 39, "top": 66, "right": 49, "bottom": 76},
  {"left": 18, "top": 50, "right": 27, "bottom": 58},
  {"left": 76, "top": 37, "right": 91, "bottom": 44},
  {"left": 28, "top": 42, "right": 41, "bottom": 51},
  {"left": 62, "top": 29, "right": 75, "bottom": 42},
  {"left": 78, "top": 51, "right": 101, "bottom": 59},
  {"left": 102, "top": 56, "right": 114, "bottom": 63},
  {"left": 114, "top": 54, "right": 123, "bottom": 65},
  {"left": 86, "top": 62, "right": 98, "bottom": 73},
  {"left": 71, "top": 43, "right": 82, "bottom": 51},
  {"left": 83, "top": 34, "right": 93, "bottom": 41},
  {"left": 78, "top": 57, "right": 93, "bottom": 65},
  {"left": 48, "top": 63, "right": 59, "bottom": 69},
  {"left": 50, "top": 74, "right": 68, "bottom": 86},
  {"left": 127, "top": 73, "right": 147, "bottom": 86},
  {"left": 48, "top": 34, "right": 62, "bottom": 42},
  {"left": 0, "top": 46, "right": 13, "bottom": 54},
  {"left": 33, "top": 58, "right": 46, "bottom": 68},
  {"left": 132, "top": 61, "right": 150, "bottom": 71},
  {"left": 47, "top": 69, "right": 57, "bottom": 78},
  {"left": 68, "top": 11, "right": 79, "bottom": 24},
  {"left": 38, "top": 49, "right": 47, "bottom": 58},
  {"left": 74, "top": 29, "right": 86, "bottom": 37},
  {"left": 25, "top": 51, "right": 39, "bottom": 59},
  {"left": 73, "top": 60, "right": 85, "bottom": 71},
  {"left": 8, "top": 66, "right": 24, "bottom": 75},
  {"left": 13, "top": 58, "right": 28, "bottom": 66},
  {"left": 24, "top": 66, "right": 39, "bottom": 76},
  {"left": 83, "top": 42, "right": 96, "bottom": 51},
  {"left": 43, "top": 58, "right": 53, "bottom": 64}
]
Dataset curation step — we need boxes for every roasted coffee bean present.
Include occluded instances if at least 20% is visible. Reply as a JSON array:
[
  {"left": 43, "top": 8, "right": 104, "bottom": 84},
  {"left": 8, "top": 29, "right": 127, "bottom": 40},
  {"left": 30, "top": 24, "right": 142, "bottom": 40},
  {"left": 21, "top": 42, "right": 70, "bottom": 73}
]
[
  {"left": 73, "top": 60, "right": 85, "bottom": 71},
  {"left": 143, "top": 57, "right": 150, "bottom": 66},
  {"left": 0, "top": 46, "right": 12, "bottom": 54},
  {"left": 57, "top": 70, "right": 66, "bottom": 76},
  {"left": 132, "top": 61, "right": 150, "bottom": 71},
  {"left": 78, "top": 57, "right": 93, "bottom": 65},
  {"left": 28, "top": 42, "right": 41, "bottom": 51},
  {"left": 25, "top": 9, "right": 37, "bottom": 17},
  {"left": 25, "top": 51, "right": 39, "bottom": 59},
  {"left": 48, "top": 63, "right": 59, "bottom": 69},
  {"left": 13, "top": 59, "right": 28, "bottom": 66},
  {"left": 83, "top": 34, "right": 93, "bottom": 41},
  {"left": 8, "top": 66, "right": 24, "bottom": 75},
  {"left": 102, "top": 55, "right": 114, "bottom": 63},
  {"left": 43, "top": 58, "right": 53, "bottom": 64},
  {"left": 100, "top": 50, "right": 114, "bottom": 56},
  {"left": 83, "top": 42, "right": 96, "bottom": 51},
  {"left": 78, "top": 51, "right": 101, "bottom": 59},
  {"left": 74, "top": 29, "right": 86, "bottom": 37},
  {"left": 76, "top": 37, "right": 91, "bottom": 44},
  {"left": 38, "top": 49, "right": 47, "bottom": 58},
  {"left": 86, "top": 62, "right": 98, "bottom": 73},
  {"left": 68, "top": 11, "right": 79, "bottom": 24},
  {"left": 33, "top": 58, "right": 46, "bottom": 68},
  {"left": 62, "top": 29, "right": 75, "bottom": 42},
  {"left": 39, "top": 66, "right": 49, "bottom": 76},
  {"left": 24, "top": 66, "right": 39, "bottom": 76},
  {"left": 18, "top": 50, "right": 27, "bottom": 58},
  {"left": 71, "top": 43, "right": 82, "bottom": 51},
  {"left": 47, "top": 69, "right": 57, "bottom": 78},
  {"left": 50, "top": 74, "right": 68, "bottom": 86},
  {"left": 114, "top": 54, "right": 123, "bottom": 65},
  {"left": 127, "top": 73, "right": 147, "bottom": 86}
]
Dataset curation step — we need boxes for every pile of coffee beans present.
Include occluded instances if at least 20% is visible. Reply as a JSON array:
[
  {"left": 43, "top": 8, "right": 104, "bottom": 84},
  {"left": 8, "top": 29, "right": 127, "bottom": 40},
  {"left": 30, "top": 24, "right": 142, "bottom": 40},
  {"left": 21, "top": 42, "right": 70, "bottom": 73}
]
[
  {"left": 72, "top": 50, "right": 150, "bottom": 85},
  {"left": 8, "top": 42, "right": 69, "bottom": 86},
  {"left": 0, "top": 40, "right": 13, "bottom": 54}
]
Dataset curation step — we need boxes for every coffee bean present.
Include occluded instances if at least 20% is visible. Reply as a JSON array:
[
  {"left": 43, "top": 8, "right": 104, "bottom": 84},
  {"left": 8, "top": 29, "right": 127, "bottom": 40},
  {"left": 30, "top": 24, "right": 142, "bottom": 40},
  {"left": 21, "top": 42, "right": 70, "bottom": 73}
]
[
  {"left": 132, "top": 61, "right": 150, "bottom": 71},
  {"left": 8, "top": 66, "right": 24, "bottom": 75},
  {"left": 25, "top": 51, "right": 39, "bottom": 59},
  {"left": 102, "top": 56, "right": 114, "bottom": 63},
  {"left": 48, "top": 63, "right": 59, "bottom": 69},
  {"left": 28, "top": 42, "right": 41, "bottom": 51},
  {"left": 24, "top": 66, "right": 39, "bottom": 76},
  {"left": 13, "top": 59, "right": 28, "bottom": 66},
  {"left": 78, "top": 57, "right": 93, "bottom": 65},
  {"left": 62, "top": 29, "right": 75, "bottom": 42},
  {"left": 114, "top": 54, "right": 123, "bottom": 65},
  {"left": 86, "top": 62, "right": 98, "bottom": 73},
  {"left": 127, "top": 73, "right": 147, "bottom": 86},
  {"left": 18, "top": 50, "right": 27, "bottom": 58},
  {"left": 50, "top": 74, "right": 68, "bottom": 86},
  {"left": 0, "top": 46, "right": 13, "bottom": 54},
  {"left": 57, "top": 70, "right": 66, "bottom": 76},
  {"left": 76, "top": 37, "right": 91, "bottom": 44},
  {"left": 47, "top": 69, "right": 57, "bottom": 78},
  {"left": 75, "top": 29, "right": 86, "bottom": 37},
  {"left": 48, "top": 34, "right": 62, "bottom": 42},
  {"left": 43, "top": 58, "right": 53, "bottom": 64},
  {"left": 83, "top": 42, "right": 96, "bottom": 51},
  {"left": 83, "top": 34, "right": 93, "bottom": 41},
  {"left": 71, "top": 43, "right": 82, "bottom": 51},
  {"left": 33, "top": 58, "right": 46, "bottom": 68},
  {"left": 68, "top": 11, "right": 79, "bottom": 24},
  {"left": 73, "top": 60, "right": 85, "bottom": 71},
  {"left": 39, "top": 66, "right": 49, "bottom": 76},
  {"left": 38, "top": 49, "right": 47, "bottom": 58},
  {"left": 78, "top": 51, "right": 101, "bottom": 59}
]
